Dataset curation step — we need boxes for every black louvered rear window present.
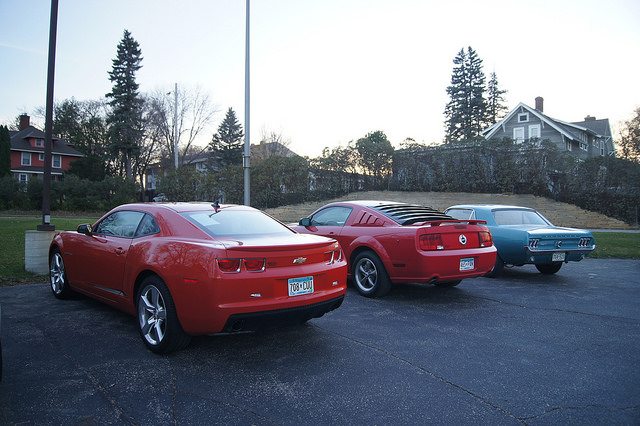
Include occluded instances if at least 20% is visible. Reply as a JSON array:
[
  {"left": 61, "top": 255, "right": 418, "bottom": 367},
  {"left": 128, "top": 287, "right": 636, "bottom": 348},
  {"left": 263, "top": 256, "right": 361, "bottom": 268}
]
[{"left": 369, "top": 203, "right": 453, "bottom": 225}]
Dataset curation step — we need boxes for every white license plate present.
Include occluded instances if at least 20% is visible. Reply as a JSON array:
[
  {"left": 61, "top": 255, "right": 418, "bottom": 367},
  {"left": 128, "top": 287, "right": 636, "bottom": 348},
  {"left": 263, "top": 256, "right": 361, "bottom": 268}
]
[
  {"left": 460, "top": 258, "right": 475, "bottom": 271},
  {"left": 552, "top": 252, "right": 566, "bottom": 262},
  {"left": 288, "top": 276, "right": 314, "bottom": 296}
]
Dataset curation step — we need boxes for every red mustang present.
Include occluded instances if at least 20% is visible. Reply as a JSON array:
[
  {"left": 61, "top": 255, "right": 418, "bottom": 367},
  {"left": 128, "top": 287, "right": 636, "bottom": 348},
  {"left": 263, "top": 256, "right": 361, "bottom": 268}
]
[
  {"left": 49, "top": 203, "right": 347, "bottom": 353},
  {"left": 292, "top": 201, "right": 496, "bottom": 297}
]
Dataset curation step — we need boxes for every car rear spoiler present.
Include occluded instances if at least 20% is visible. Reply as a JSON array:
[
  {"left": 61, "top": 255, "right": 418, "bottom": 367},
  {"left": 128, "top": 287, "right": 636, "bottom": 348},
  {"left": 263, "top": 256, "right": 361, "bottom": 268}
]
[{"left": 415, "top": 219, "right": 488, "bottom": 227}]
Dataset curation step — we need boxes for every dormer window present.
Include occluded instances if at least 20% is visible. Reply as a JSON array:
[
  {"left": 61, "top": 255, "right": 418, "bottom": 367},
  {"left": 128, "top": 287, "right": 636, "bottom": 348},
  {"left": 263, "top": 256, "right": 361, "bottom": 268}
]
[
  {"left": 35, "top": 139, "right": 44, "bottom": 147},
  {"left": 518, "top": 113, "right": 529, "bottom": 123}
]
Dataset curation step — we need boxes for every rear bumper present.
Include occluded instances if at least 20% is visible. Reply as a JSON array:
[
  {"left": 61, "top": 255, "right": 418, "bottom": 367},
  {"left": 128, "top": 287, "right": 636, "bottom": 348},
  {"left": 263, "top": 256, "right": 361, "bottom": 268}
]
[
  {"left": 392, "top": 246, "right": 497, "bottom": 284},
  {"left": 222, "top": 295, "right": 344, "bottom": 332}
]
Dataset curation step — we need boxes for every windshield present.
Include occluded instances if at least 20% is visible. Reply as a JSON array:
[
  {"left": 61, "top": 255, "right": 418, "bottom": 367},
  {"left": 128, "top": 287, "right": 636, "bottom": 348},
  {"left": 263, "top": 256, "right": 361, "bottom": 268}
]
[
  {"left": 182, "top": 209, "right": 294, "bottom": 237},
  {"left": 492, "top": 209, "right": 551, "bottom": 226}
]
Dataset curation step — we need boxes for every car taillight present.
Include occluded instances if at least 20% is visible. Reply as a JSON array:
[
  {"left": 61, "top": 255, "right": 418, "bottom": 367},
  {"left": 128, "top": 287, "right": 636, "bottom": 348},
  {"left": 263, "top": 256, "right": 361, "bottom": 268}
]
[
  {"left": 217, "top": 258, "right": 241, "bottom": 273},
  {"left": 578, "top": 237, "right": 591, "bottom": 247},
  {"left": 244, "top": 258, "right": 266, "bottom": 272},
  {"left": 419, "top": 234, "right": 444, "bottom": 251},
  {"left": 479, "top": 231, "right": 493, "bottom": 247},
  {"left": 324, "top": 248, "right": 343, "bottom": 264}
]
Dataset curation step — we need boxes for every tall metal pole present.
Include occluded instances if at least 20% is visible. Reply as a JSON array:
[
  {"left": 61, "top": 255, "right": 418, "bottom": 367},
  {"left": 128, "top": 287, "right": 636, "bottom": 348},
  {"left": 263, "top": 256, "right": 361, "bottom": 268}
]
[
  {"left": 173, "top": 82, "right": 179, "bottom": 169},
  {"left": 243, "top": 0, "right": 251, "bottom": 206},
  {"left": 38, "top": 0, "right": 58, "bottom": 232}
]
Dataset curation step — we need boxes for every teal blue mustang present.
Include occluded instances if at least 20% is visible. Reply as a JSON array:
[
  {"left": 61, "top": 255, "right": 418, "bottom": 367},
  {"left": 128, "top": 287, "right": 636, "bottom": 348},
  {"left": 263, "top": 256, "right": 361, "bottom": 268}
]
[{"left": 444, "top": 205, "right": 595, "bottom": 276}]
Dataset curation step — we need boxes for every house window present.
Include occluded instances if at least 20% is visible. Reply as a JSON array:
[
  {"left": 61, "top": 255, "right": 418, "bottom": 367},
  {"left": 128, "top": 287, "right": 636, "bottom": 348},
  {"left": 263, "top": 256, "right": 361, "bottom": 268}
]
[
  {"left": 566, "top": 141, "right": 573, "bottom": 151},
  {"left": 19, "top": 173, "right": 28, "bottom": 184},
  {"left": 52, "top": 155, "right": 61, "bottom": 168},
  {"left": 39, "top": 153, "right": 45, "bottom": 161},
  {"left": 518, "top": 113, "right": 529, "bottom": 123},
  {"left": 513, "top": 127, "right": 525, "bottom": 144},
  {"left": 579, "top": 142, "right": 588, "bottom": 151},
  {"left": 21, "top": 152, "right": 31, "bottom": 166},
  {"left": 35, "top": 139, "right": 44, "bottom": 147},
  {"left": 528, "top": 124, "right": 541, "bottom": 139},
  {"left": 601, "top": 146, "right": 605, "bottom": 156}
]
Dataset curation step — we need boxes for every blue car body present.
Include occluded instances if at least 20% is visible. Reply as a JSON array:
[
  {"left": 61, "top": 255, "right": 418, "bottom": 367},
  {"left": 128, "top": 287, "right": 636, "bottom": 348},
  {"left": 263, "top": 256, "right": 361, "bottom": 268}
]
[{"left": 445, "top": 205, "right": 595, "bottom": 274}]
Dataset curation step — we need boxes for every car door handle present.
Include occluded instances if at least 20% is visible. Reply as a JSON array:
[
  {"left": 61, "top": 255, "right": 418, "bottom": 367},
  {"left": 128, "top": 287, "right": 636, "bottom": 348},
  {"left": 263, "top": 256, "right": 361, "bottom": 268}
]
[{"left": 115, "top": 247, "right": 125, "bottom": 255}]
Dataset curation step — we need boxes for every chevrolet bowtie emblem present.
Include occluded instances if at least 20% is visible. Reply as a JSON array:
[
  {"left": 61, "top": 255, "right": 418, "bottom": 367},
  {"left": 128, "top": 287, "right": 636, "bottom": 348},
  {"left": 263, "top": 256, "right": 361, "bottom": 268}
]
[{"left": 293, "top": 257, "right": 307, "bottom": 264}]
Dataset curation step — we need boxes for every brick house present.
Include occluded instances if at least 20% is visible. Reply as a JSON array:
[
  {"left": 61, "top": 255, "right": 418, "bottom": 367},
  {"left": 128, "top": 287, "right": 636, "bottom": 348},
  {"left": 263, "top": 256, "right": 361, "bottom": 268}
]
[
  {"left": 482, "top": 97, "right": 615, "bottom": 158},
  {"left": 9, "top": 114, "right": 84, "bottom": 184}
]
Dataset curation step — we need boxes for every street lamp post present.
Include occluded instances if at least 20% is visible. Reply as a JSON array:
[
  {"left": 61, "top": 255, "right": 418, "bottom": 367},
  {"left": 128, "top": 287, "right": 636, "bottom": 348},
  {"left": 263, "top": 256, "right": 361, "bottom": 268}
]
[
  {"left": 243, "top": 0, "right": 251, "bottom": 206},
  {"left": 38, "top": 0, "right": 58, "bottom": 232}
]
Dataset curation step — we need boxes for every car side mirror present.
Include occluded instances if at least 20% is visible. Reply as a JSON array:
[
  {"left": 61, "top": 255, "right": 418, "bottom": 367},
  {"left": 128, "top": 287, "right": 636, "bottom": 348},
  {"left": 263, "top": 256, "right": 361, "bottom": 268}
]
[
  {"left": 299, "top": 218, "right": 312, "bottom": 227},
  {"left": 77, "top": 224, "right": 92, "bottom": 235}
]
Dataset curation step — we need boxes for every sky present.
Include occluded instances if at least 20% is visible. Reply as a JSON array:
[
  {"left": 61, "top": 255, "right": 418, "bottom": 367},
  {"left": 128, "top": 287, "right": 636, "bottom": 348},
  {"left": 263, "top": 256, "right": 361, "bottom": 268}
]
[{"left": 1, "top": 0, "right": 639, "bottom": 158}]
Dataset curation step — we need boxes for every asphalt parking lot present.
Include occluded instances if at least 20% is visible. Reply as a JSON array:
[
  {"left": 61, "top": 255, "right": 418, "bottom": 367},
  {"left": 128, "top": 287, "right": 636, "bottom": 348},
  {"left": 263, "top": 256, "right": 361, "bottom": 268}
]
[{"left": 1, "top": 258, "right": 639, "bottom": 425}]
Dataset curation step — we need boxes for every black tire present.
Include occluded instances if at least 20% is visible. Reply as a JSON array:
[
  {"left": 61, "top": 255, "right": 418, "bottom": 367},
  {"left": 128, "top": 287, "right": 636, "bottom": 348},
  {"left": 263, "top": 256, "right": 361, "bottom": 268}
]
[
  {"left": 136, "top": 276, "right": 191, "bottom": 354},
  {"left": 434, "top": 280, "right": 462, "bottom": 287},
  {"left": 352, "top": 250, "right": 392, "bottom": 298},
  {"left": 535, "top": 263, "right": 562, "bottom": 275},
  {"left": 49, "top": 249, "right": 74, "bottom": 299},
  {"left": 485, "top": 256, "right": 505, "bottom": 278}
]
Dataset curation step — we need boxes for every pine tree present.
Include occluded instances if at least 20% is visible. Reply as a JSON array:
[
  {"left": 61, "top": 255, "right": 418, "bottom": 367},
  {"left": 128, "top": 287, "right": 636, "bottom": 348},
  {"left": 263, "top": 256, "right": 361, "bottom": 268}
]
[
  {"left": 0, "top": 125, "right": 10, "bottom": 177},
  {"left": 486, "top": 71, "right": 508, "bottom": 125},
  {"left": 209, "top": 108, "right": 244, "bottom": 167},
  {"left": 106, "top": 29, "right": 144, "bottom": 179},
  {"left": 444, "top": 47, "right": 488, "bottom": 143}
]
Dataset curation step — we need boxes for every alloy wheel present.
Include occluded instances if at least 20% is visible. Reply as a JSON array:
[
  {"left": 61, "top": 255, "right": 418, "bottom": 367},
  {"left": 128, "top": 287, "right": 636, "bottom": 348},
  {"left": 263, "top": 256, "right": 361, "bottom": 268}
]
[{"left": 138, "top": 285, "right": 167, "bottom": 346}]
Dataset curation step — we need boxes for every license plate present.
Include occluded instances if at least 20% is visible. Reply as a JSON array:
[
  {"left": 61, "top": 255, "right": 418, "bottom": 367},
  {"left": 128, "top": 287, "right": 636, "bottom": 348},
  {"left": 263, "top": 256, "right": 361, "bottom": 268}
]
[
  {"left": 288, "top": 276, "right": 314, "bottom": 296},
  {"left": 552, "top": 252, "right": 565, "bottom": 262},
  {"left": 460, "top": 258, "right": 474, "bottom": 271}
]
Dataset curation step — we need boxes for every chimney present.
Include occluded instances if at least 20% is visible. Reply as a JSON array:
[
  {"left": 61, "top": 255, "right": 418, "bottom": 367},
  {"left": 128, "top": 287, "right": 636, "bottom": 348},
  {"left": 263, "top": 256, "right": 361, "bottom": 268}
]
[
  {"left": 535, "top": 97, "right": 544, "bottom": 113},
  {"left": 584, "top": 115, "right": 596, "bottom": 122},
  {"left": 19, "top": 114, "right": 30, "bottom": 130}
]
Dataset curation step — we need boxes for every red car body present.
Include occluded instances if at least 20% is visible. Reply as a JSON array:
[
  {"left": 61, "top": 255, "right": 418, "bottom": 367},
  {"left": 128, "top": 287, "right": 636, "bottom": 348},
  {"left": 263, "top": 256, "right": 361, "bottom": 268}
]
[
  {"left": 49, "top": 203, "right": 346, "bottom": 353},
  {"left": 292, "top": 201, "right": 497, "bottom": 297}
]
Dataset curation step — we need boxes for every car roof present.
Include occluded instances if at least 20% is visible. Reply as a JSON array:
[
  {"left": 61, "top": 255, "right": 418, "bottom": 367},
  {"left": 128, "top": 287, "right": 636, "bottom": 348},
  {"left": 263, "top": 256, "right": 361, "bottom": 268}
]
[{"left": 447, "top": 204, "right": 536, "bottom": 211}]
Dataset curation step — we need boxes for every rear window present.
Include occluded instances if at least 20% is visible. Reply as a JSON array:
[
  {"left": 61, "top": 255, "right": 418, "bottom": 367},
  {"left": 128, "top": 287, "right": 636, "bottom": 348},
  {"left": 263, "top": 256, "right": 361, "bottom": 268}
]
[
  {"left": 181, "top": 209, "right": 294, "bottom": 237},
  {"left": 492, "top": 209, "right": 550, "bottom": 226},
  {"left": 446, "top": 208, "right": 475, "bottom": 220}
]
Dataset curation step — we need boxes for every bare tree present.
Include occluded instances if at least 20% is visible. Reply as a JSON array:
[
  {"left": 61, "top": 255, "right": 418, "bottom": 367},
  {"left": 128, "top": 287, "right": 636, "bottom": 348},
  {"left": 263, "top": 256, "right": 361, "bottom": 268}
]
[
  {"left": 258, "top": 126, "right": 293, "bottom": 158},
  {"left": 146, "top": 85, "right": 216, "bottom": 168}
]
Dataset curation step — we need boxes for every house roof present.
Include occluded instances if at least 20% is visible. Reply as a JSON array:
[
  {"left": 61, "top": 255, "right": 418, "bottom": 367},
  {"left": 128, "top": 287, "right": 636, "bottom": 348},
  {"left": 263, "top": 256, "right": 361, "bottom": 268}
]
[
  {"left": 571, "top": 118, "right": 612, "bottom": 138},
  {"left": 483, "top": 103, "right": 610, "bottom": 142},
  {"left": 10, "top": 126, "right": 84, "bottom": 157}
]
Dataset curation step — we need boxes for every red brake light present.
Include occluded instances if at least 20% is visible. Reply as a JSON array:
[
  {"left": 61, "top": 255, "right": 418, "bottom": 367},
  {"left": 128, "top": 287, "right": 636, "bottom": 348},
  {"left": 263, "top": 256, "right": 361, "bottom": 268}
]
[
  {"left": 419, "top": 234, "right": 444, "bottom": 251},
  {"left": 479, "top": 231, "right": 493, "bottom": 247},
  {"left": 244, "top": 258, "right": 266, "bottom": 272},
  {"left": 217, "top": 258, "right": 241, "bottom": 273}
]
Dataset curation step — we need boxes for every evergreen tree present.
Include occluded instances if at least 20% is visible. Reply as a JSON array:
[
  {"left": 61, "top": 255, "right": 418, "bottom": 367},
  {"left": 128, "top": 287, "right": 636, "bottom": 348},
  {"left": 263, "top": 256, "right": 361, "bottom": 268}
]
[
  {"left": 106, "top": 29, "right": 144, "bottom": 179},
  {"left": 444, "top": 47, "right": 488, "bottom": 143},
  {"left": 0, "top": 125, "right": 10, "bottom": 177},
  {"left": 486, "top": 71, "right": 508, "bottom": 125},
  {"left": 209, "top": 107, "right": 244, "bottom": 167}
]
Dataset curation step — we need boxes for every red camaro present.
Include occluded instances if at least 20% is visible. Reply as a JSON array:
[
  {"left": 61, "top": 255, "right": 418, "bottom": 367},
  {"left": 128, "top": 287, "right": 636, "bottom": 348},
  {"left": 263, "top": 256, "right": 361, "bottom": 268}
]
[
  {"left": 49, "top": 202, "right": 347, "bottom": 353},
  {"left": 292, "top": 201, "right": 497, "bottom": 297}
]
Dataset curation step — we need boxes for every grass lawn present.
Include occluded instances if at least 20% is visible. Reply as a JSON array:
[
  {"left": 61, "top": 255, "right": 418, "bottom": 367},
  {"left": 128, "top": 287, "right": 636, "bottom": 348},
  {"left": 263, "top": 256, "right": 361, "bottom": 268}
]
[
  {"left": 0, "top": 215, "right": 98, "bottom": 285},
  {"left": 591, "top": 232, "right": 640, "bottom": 259},
  {"left": 0, "top": 216, "right": 637, "bottom": 285}
]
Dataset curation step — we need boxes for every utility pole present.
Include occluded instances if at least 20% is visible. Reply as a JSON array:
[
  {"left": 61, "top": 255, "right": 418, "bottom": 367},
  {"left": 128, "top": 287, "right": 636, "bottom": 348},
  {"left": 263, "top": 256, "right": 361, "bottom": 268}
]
[
  {"left": 38, "top": 0, "right": 58, "bottom": 231},
  {"left": 173, "top": 82, "right": 179, "bottom": 169},
  {"left": 243, "top": 0, "right": 251, "bottom": 206}
]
